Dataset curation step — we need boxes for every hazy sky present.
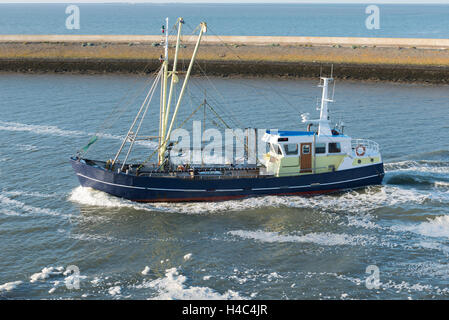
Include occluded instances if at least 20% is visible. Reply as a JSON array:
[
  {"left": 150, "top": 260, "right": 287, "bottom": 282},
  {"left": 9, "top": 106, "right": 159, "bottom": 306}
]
[{"left": 0, "top": 0, "right": 448, "bottom": 4}]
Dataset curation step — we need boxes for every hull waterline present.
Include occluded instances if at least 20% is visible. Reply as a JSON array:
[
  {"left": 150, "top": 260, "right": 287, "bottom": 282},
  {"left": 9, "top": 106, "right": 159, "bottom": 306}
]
[{"left": 71, "top": 158, "right": 385, "bottom": 202}]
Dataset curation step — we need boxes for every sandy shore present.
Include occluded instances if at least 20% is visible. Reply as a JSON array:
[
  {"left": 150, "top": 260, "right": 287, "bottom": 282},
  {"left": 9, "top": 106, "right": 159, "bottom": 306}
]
[{"left": 1, "top": 35, "right": 448, "bottom": 83}]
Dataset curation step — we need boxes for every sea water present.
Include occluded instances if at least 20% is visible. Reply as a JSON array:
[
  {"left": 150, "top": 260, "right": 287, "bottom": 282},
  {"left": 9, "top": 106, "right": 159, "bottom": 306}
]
[
  {"left": 0, "top": 3, "right": 449, "bottom": 38},
  {"left": 0, "top": 73, "right": 448, "bottom": 299}
]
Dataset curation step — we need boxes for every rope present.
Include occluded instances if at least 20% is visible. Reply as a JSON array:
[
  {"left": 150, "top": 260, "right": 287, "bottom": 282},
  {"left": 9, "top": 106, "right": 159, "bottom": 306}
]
[
  {"left": 79, "top": 22, "right": 182, "bottom": 157},
  {"left": 79, "top": 63, "right": 163, "bottom": 157},
  {"left": 193, "top": 23, "right": 306, "bottom": 118}
]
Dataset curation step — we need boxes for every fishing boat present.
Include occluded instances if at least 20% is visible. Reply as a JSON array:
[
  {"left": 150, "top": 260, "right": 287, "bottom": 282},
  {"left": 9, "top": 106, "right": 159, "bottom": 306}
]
[{"left": 71, "top": 18, "right": 385, "bottom": 202}]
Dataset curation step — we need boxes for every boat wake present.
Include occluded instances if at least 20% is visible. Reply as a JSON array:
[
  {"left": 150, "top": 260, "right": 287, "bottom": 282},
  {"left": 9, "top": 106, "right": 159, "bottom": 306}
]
[
  {"left": 0, "top": 193, "right": 68, "bottom": 218},
  {"left": 68, "top": 184, "right": 437, "bottom": 215},
  {"left": 68, "top": 186, "right": 171, "bottom": 213},
  {"left": 228, "top": 230, "right": 375, "bottom": 247},
  {"left": 0, "top": 120, "right": 85, "bottom": 137},
  {"left": 385, "top": 160, "right": 449, "bottom": 188},
  {"left": 392, "top": 215, "right": 449, "bottom": 239},
  {"left": 0, "top": 120, "right": 157, "bottom": 148}
]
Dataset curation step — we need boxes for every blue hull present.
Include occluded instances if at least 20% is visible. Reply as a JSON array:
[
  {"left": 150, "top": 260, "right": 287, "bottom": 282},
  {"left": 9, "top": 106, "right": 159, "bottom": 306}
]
[{"left": 71, "top": 158, "right": 384, "bottom": 202}]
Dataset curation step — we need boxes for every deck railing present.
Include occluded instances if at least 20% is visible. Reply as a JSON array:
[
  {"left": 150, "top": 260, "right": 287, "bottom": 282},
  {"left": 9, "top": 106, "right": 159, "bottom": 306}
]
[{"left": 351, "top": 139, "right": 380, "bottom": 153}]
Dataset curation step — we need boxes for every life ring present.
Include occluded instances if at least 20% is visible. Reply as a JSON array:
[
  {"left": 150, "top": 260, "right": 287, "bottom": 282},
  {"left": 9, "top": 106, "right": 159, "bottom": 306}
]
[{"left": 355, "top": 145, "right": 366, "bottom": 157}]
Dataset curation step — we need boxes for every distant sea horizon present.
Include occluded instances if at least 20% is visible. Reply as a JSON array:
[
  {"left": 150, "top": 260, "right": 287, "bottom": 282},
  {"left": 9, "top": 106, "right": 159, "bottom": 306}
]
[{"left": 0, "top": 3, "right": 448, "bottom": 38}]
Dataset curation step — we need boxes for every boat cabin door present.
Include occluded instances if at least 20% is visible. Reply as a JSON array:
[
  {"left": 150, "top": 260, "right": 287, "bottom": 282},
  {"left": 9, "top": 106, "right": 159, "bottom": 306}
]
[{"left": 300, "top": 143, "right": 312, "bottom": 173}]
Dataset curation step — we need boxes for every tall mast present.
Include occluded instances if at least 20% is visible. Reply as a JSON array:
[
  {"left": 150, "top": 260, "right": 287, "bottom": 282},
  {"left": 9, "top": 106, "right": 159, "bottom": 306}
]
[
  {"left": 159, "top": 17, "right": 169, "bottom": 159},
  {"left": 158, "top": 22, "right": 207, "bottom": 166},
  {"left": 164, "top": 17, "right": 184, "bottom": 138}
]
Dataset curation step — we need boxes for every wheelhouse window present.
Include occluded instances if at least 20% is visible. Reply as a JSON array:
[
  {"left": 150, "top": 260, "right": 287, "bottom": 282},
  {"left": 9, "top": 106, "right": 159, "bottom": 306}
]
[
  {"left": 283, "top": 143, "right": 298, "bottom": 155},
  {"left": 315, "top": 143, "right": 326, "bottom": 154},
  {"left": 328, "top": 142, "right": 341, "bottom": 153}
]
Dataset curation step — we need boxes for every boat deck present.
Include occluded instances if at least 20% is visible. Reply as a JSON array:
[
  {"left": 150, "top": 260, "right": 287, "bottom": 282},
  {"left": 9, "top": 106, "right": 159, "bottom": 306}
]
[{"left": 85, "top": 158, "right": 269, "bottom": 180}]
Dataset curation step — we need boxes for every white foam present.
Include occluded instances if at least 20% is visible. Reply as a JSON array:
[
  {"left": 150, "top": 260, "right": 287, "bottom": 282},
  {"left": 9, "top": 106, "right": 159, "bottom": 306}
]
[
  {"left": 0, "top": 120, "right": 158, "bottom": 151},
  {"left": 0, "top": 120, "right": 85, "bottom": 137},
  {"left": 96, "top": 132, "right": 156, "bottom": 148},
  {"left": 0, "top": 193, "right": 67, "bottom": 218},
  {"left": 0, "top": 208, "right": 21, "bottom": 216},
  {"left": 267, "top": 272, "right": 281, "bottom": 281},
  {"left": 183, "top": 253, "right": 192, "bottom": 261},
  {"left": 385, "top": 160, "right": 449, "bottom": 175},
  {"left": 229, "top": 275, "right": 248, "bottom": 284},
  {"left": 435, "top": 181, "right": 449, "bottom": 188},
  {"left": 140, "top": 267, "right": 244, "bottom": 300},
  {"left": 69, "top": 232, "right": 148, "bottom": 244},
  {"left": 228, "top": 230, "right": 374, "bottom": 246},
  {"left": 382, "top": 280, "right": 434, "bottom": 293},
  {"left": 316, "top": 271, "right": 449, "bottom": 296},
  {"left": 141, "top": 266, "right": 151, "bottom": 275},
  {"left": 30, "top": 266, "right": 63, "bottom": 283},
  {"left": 15, "top": 144, "right": 39, "bottom": 152},
  {"left": 397, "top": 215, "right": 449, "bottom": 238},
  {"left": 0, "top": 280, "right": 22, "bottom": 292},
  {"left": 3, "top": 190, "right": 56, "bottom": 199},
  {"left": 345, "top": 214, "right": 382, "bottom": 230},
  {"left": 68, "top": 186, "right": 169, "bottom": 213},
  {"left": 108, "top": 286, "right": 121, "bottom": 296}
]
